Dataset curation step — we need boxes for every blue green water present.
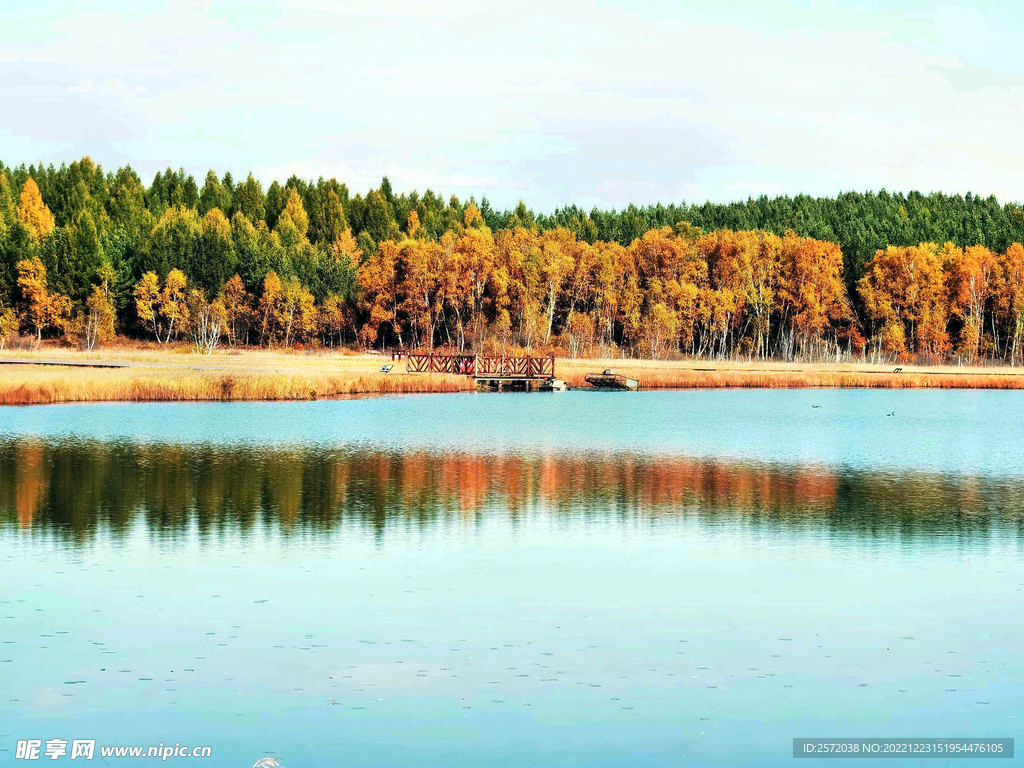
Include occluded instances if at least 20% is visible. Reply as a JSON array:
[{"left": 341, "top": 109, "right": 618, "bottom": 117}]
[{"left": 1, "top": 391, "right": 1021, "bottom": 766}]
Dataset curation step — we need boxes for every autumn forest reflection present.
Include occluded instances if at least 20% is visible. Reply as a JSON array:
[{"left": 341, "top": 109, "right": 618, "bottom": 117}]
[{"left": 2, "top": 437, "right": 1022, "bottom": 543}]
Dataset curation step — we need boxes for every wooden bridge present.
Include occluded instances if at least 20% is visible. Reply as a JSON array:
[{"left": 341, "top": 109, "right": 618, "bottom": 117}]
[{"left": 406, "top": 353, "right": 555, "bottom": 390}]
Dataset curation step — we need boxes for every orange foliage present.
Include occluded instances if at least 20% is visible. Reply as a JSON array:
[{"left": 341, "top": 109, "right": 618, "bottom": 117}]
[
  {"left": 16, "top": 257, "right": 71, "bottom": 347},
  {"left": 17, "top": 178, "right": 55, "bottom": 242},
  {"left": 857, "top": 244, "right": 948, "bottom": 358}
]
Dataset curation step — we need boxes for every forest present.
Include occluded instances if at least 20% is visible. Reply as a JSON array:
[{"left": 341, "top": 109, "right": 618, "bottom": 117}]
[{"left": 1, "top": 156, "right": 1023, "bottom": 364}]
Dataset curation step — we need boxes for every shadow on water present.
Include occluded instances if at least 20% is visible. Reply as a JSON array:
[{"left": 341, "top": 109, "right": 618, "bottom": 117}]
[{"left": 1, "top": 436, "right": 1022, "bottom": 545}]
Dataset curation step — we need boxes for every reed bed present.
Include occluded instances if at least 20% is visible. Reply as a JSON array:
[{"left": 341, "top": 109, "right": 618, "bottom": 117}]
[
  {"left": 0, "top": 365, "right": 472, "bottom": 405},
  {"left": 557, "top": 364, "right": 1024, "bottom": 390},
  {"left": 0, "top": 345, "right": 364, "bottom": 371},
  {"left": 1, "top": 349, "right": 1023, "bottom": 405}
]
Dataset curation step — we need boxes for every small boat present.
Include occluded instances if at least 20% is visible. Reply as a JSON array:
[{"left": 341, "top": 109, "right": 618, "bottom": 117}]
[
  {"left": 539, "top": 378, "right": 570, "bottom": 392},
  {"left": 583, "top": 369, "right": 639, "bottom": 391}
]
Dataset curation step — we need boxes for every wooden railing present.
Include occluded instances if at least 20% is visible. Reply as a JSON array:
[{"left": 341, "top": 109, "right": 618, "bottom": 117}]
[
  {"left": 475, "top": 355, "right": 555, "bottom": 378},
  {"left": 406, "top": 354, "right": 478, "bottom": 375},
  {"left": 406, "top": 353, "right": 555, "bottom": 379}
]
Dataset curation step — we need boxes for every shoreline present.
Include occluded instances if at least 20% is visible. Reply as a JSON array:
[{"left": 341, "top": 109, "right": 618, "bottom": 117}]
[{"left": 0, "top": 349, "right": 1022, "bottom": 405}]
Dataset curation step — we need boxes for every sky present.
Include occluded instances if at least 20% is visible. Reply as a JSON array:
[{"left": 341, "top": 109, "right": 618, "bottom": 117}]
[{"left": 1, "top": 0, "right": 1022, "bottom": 210}]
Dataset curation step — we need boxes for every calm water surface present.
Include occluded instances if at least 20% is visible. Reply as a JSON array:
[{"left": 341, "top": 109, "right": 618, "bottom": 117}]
[{"left": 1, "top": 390, "right": 1022, "bottom": 767}]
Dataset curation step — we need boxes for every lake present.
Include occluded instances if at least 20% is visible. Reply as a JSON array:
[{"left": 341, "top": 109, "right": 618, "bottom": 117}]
[{"left": 1, "top": 390, "right": 1021, "bottom": 766}]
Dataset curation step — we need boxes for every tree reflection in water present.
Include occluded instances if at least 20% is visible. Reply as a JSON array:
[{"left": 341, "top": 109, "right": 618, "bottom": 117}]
[{"left": 1, "top": 437, "right": 1021, "bottom": 544}]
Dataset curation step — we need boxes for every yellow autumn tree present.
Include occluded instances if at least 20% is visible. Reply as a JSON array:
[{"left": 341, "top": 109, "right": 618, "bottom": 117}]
[
  {"left": 222, "top": 274, "right": 251, "bottom": 345},
  {"left": 612, "top": 242, "right": 643, "bottom": 354},
  {"left": 644, "top": 302, "right": 679, "bottom": 359},
  {"left": 318, "top": 294, "right": 350, "bottom": 347},
  {"left": 75, "top": 266, "right": 117, "bottom": 350},
  {"left": 451, "top": 226, "right": 497, "bottom": 350},
  {"left": 564, "top": 311, "right": 596, "bottom": 358},
  {"left": 463, "top": 202, "right": 483, "bottom": 229},
  {"left": 537, "top": 230, "right": 574, "bottom": 345},
  {"left": 160, "top": 269, "right": 189, "bottom": 342},
  {"left": 16, "top": 257, "right": 71, "bottom": 347},
  {"left": 280, "top": 277, "right": 316, "bottom": 346},
  {"left": 357, "top": 242, "right": 400, "bottom": 349},
  {"left": 493, "top": 226, "right": 545, "bottom": 352},
  {"left": 0, "top": 305, "right": 19, "bottom": 350},
  {"left": 632, "top": 227, "right": 707, "bottom": 357},
  {"left": 133, "top": 269, "right": 188, "bottom": 343},
  {"left": 994, "top": 242, "right": 1024, "bottom": 366},
  {"left": 777, "top": 232, "right": 851, "bottom": 359},
  {"left": 857, "top": 243, "right": 948, "bottom": 360},
  {"left": 17, "top": 178, "right": 55, "bottom": 243},
  {"left": 257, "top": 271, "right": 285, "bottom": 345},
  {"left": 399, "top": 238, "right": 447, "bottom": 349},
  {"left": 134, "top": 272, "right": 165, "bottom": 342},
  {"left": 406, "top": 210, "right": 421, "bottom": 239},
  {"left": 697, "top": 232, "right": 749, "bottom": 357},
  {"left": 331, "top": 229, "right": 363, "bottom": 272},
  {"left": 275, "top": 189, "right": 309, "bottom": 247},
  {"left": 944, "top": 244, "right": 996, "bottom": 362}
]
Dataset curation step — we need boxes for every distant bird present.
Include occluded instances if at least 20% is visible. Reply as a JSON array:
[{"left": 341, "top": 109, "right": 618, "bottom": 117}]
[
  {"left": 811, "top": 405, "right": 821, "bottom": 408},
  {"left": 887, "top": 411, "right": 895, "bottom": 417}
]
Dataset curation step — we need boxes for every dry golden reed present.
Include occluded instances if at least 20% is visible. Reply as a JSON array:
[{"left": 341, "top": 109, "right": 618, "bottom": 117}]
[
  {"left": 557, "top": 365, "right": 1024, "bottom": 391},
  {"left": 1, "top": 348, "right": 1023, "bottom": 405},
  {"left": 0, "top": 366, "right": 473, "bottom": 405}
]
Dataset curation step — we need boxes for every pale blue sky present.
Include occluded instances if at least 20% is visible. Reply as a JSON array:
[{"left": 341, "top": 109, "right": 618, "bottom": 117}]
[{"left": 1, "top": 0, "right": 1021, "bottom": 209}]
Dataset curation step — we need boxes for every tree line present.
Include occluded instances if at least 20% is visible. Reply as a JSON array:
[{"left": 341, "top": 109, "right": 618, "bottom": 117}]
[{"left": 0, "top": 156, "right": 1022, "bottom": 363}]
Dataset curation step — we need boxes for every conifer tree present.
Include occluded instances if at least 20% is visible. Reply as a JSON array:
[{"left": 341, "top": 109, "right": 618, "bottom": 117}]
[{"left": 17, "top": 178, "right": 55, "bottom": 243}]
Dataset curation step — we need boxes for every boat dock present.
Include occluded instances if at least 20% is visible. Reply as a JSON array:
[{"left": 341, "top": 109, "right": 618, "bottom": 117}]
[
  {"left": 584, "top": 370, "right": 640, "bottom": 390},
  {"left": 406, "top": 353, "right": 556, "bottom": 391}
]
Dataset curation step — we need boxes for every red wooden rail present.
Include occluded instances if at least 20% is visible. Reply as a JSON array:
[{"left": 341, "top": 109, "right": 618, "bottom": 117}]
[{"left": 406, "top": 353, "right": 555, "bottom": 379}]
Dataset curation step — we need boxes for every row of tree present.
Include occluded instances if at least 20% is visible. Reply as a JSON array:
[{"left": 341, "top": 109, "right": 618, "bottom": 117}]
[
  {"left": 352, "top": 221, "right": 1024, "bottom": 364},
  {"left": 1, "top": 158, "right": 1022, "bottom": 363},
  {"left": 5, "top": 157, "right": 1023, "bottom": 288}
]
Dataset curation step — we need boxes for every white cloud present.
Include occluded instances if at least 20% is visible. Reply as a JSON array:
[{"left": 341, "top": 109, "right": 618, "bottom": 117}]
[
  {"left": 280, "top": 0, "right": 487, "bottom": 19},
  {"left": 1, "top": 0, "right": 1021, "bottom": 207}
]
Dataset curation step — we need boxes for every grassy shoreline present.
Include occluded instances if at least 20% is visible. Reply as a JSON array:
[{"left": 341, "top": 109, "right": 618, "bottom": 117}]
[{"left": 0, "top": 347, "right": 1023, "bottom": 405}]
